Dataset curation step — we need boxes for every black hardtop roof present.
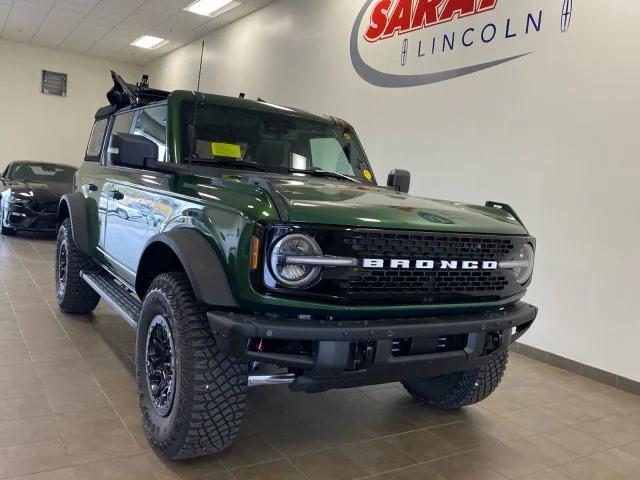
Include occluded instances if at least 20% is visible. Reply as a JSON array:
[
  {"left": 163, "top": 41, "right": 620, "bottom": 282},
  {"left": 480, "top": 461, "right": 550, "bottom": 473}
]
[
  {"left": 172, "top": 90, "right": 335, "bottom": 125},
  {"left": 94, "top": 72, "right": 336, "bottom": 126}
]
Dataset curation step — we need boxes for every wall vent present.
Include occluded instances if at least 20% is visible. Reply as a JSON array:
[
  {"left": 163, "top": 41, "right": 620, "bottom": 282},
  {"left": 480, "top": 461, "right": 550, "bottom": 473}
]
[{"left": 41, "top": 70, "right": 67, "bottom": 97}]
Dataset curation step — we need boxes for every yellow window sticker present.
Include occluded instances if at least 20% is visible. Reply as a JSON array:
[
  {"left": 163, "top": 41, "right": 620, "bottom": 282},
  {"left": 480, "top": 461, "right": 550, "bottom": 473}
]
[
  {"left": 363, "top": 169, "right": 373, "bottom": 181},
  {"left": 211, "top": 143, "right": 241, "bottom": 158}
]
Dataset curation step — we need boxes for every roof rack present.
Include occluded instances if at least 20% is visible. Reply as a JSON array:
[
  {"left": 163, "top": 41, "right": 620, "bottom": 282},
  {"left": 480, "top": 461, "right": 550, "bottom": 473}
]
[{"left": 106, "top": 71, "right": 169, "bottom": 110}]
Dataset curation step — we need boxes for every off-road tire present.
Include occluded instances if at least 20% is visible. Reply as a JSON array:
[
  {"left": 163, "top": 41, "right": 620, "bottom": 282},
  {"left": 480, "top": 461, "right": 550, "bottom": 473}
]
[
  {"left": 55, "top": 218, "right": 100, "bottom": 314},
  {"left": 136, "top": 272, "right": 248, "bottom": 460},
  {"left": 403, "top": 350, "right": 508, "bottom": 409}
]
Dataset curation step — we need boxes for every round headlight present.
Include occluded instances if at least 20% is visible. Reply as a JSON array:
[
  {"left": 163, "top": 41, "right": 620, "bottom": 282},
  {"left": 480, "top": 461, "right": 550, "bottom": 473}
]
[
  {"left": 8, "top": 195, "right": 26, "bottom": 204},
  {"left": 270, "top": 234, "right": 322, "bottom": 288},
  {"left": 513, "top": 244, "right": 535, "bottom": 284}
]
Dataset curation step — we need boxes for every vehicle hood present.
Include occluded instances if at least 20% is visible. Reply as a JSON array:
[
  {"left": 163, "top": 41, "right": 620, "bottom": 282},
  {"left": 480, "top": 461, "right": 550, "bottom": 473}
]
[
  {"left": 239, "top": 176, "right": 528, "bottom": 235},
  {"left": 2, "top": 180, "right": 72, "bottom": 202}
]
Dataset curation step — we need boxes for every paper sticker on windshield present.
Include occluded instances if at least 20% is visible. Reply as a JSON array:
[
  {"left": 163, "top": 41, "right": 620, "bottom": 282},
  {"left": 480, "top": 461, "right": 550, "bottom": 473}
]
[
  {"left": 343, "top": 133, "right": 351, "bottom": 140},
  {"left": 211, "top": 143, "right": 241, "bottom": 158},
  {"left": 363, "top": 169, "right": 373, "bottom": 181}
]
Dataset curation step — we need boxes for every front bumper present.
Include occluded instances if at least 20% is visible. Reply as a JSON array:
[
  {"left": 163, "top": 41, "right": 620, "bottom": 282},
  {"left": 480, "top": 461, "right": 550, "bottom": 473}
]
[
  {"left": 208, "top": 301, "right": 537, "bottom": 393},
  {"left": 5, "top": 204, "right": 58, "bottom": 232}
]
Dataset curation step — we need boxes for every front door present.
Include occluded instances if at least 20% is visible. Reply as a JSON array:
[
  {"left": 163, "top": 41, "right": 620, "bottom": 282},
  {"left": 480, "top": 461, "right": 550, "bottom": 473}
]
[
  {"left": 103, "top": 179, "right": 157, "bottom": 282},
  {"left": 100, "top": 104, "right": 168, "bottom": 285}
]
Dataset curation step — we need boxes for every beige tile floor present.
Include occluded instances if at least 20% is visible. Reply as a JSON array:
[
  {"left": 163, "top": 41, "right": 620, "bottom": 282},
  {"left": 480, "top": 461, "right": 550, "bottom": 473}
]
[{"left": 1, "top": 233, "right": 639, "bottom": 480}]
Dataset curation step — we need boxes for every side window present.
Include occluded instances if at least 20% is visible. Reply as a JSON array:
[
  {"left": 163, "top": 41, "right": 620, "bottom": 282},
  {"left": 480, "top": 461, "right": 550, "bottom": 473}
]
[
  {"left": 310, "top": 138, "right": 355, "bottom": 176},
  {"left": 133, "top": 105, "right": 167, "bottom": 162},
  {"left": 107, "top": 112, "right": 135, "bottom": 165},
  {"left": 85, "top": 118, "right": 108, "bottom": 162}
]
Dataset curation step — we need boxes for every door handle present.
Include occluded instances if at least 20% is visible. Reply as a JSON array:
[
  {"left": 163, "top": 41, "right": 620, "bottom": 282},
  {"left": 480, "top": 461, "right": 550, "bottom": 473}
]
[
  {"left": 111, "top": 191, "right": 124, "bottom": 201},
  {"left": 85, "top": 183, "right": 98, "bottom": 192}
]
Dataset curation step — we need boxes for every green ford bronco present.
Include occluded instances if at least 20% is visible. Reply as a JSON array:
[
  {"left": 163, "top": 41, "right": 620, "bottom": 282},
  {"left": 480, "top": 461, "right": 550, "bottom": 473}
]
[{"left": 55, "top": 72, "right": 537, "bottom": 459}]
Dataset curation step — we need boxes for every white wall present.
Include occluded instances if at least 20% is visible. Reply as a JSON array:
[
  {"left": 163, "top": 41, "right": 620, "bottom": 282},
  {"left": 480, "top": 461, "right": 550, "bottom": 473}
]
[
  {"left": 144, "top": 0, "right": 640, "bottom": 382},
  {"left": 0, "top": 40, "right": 140, "bottom": 172}
]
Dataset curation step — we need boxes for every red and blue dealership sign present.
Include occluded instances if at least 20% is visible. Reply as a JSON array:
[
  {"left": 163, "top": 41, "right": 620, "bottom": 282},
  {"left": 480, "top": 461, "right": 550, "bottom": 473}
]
[{"left": 351, "top": 0, "right": 574, "bottom": 87}]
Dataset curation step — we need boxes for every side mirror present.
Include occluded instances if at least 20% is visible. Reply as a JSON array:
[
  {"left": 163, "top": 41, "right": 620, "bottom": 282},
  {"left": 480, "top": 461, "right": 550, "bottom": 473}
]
[
  {"left": 387, "top": 169, "right": 411, "bottom": 193},
  {"left": 111, "top": 133, "right": 158, "bottom": 168}
]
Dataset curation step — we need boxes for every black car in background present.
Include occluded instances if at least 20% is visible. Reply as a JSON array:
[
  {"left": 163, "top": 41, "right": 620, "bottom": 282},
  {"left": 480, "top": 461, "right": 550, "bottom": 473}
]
[{"left": 0, "top": 162, "right": 77, "bottom": 235}]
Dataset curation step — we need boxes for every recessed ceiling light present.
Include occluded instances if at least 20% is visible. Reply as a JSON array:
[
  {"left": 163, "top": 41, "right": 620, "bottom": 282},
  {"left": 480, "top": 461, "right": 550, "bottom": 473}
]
[
  {"left": 130, "top": 35, "right": 168, "bottom": 49},
  {"left": 184, "top": 0, "right": 241, "bottom": 17}
]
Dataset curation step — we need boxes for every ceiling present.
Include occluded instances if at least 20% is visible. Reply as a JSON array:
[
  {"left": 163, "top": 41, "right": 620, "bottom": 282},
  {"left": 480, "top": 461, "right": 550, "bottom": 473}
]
[{"left": 0, "top": 0, "right": 275, "bottom": 65}]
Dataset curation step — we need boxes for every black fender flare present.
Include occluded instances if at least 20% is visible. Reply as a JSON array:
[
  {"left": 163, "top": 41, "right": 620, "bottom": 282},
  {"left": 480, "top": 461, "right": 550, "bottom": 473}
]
[
  {"left": 58, "top": 193, "right": 91, "bottom": 256},
  {"left": 137, "top": 229, "right": 237, "bottom": 308}
]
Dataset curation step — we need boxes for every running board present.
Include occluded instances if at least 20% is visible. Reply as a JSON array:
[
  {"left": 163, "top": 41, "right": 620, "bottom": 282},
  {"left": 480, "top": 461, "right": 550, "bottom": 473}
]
[{"left": 81, "top": 272, "right": 141, "bottom": 328}]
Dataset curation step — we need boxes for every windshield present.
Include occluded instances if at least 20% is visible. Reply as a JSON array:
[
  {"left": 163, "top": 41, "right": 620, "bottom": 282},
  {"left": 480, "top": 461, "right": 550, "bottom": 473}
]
[
  {"left": 181, "top": 102, "right": 375, "bottom": 183},
  {"left": 8, "top": 163, "right": 76, "bottom": 183}
]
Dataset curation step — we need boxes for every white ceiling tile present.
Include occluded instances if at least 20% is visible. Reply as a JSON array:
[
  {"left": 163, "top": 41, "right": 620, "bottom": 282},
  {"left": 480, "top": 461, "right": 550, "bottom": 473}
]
[
  {"left": 135, "top": 0, "right": 187, "bottom": 14},
  {"left": 118, "top": 9, "right": 174, "bottom": 31},
  {"left": 31, "top": 8, "right": 85, "bottom": 46},
  {"left": 148, "top": 0, "right": 190, "bottom": 7},
  {"left": 56, "top": 0, "right": 100, "bottom": 8},
  {"left": 59, "top": 22, "right": 111, "bottom": 51},
  {"left": 30, "top": 32, "right": 65, "bottom": 47},
  {"left": 97, "top": 0, "right": 145, "bottom": 15},
  {"left": 23, "top": 0, "right": 55, "bottom": 6},
  {"left": 7, "top": 2, "right": 52, "bottom": 19},
  {"left": 111, "top": 44, "right": 154, "bottom": 65},
  {"left": 9, "top": 0, "right": 53, "bottom": 10},
  {"left": 83, "top": 10, "right": 127, "bottom": 27},
  {"left": 86, "top": 29, "right": 137, "bottom": 56},
  {"left": 45, "top": 7, "right": 85, "bottom": 25},
  {"left": 0, "top": 0, "right": 276, "bottom": 64},
  {"left": 155, "top": 10, "right": 211, "bottom": 32},
  {"left": 84, "top": 43, "right": 119, "bottom": 57},
  {"left": 2, "top": 3, "right": 49, "bottom": 42},
  {"left": 55, "top": 0, "right": 99, "bottom": 17},
  {"left": 137, "top": 0, "right": 180, "bottom": 16},
  {"left": 2, "top": 28, "right": 32, "bottom": 42}
]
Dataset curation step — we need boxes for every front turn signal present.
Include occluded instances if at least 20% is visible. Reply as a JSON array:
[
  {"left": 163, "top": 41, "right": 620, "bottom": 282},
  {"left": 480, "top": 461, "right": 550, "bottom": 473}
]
[{"left": 250, "top": 236, "right": 261, "bottom": 271}]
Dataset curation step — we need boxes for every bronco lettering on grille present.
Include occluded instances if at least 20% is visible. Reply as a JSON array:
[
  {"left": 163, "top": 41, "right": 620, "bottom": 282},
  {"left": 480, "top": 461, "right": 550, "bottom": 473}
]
[{"left": 362, "top": 259, "right": 499, "bottom": 270}]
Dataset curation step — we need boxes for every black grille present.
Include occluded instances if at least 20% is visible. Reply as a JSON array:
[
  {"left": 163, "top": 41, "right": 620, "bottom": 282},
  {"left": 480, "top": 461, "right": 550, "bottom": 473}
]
[
  {"left": 344, "top": 270, "right": 509, "bottom": 296},
  {"left": 27, "top": 201, "right": 58, "bottom": 213},
  {"left": 340, "top": 232, "right": 514, "bottom": 298},
  {"left": 344, "top": 232, "right": 514, "bottom": 259},
  {"left": 260, "top": 226, "right": 533, "bottom": 306}
]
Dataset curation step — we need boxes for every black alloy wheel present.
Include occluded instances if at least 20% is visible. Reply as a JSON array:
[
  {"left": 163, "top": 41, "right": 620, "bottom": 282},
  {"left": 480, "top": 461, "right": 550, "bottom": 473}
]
[
  {"left": 55, "top": 218, "right": 100, "bottom": 314},
  {"left": 57, "top": 241, "right": 67, "bottom": 297},
  {"left": 145, "top": 314, "right": 176, "bottom": 417}
]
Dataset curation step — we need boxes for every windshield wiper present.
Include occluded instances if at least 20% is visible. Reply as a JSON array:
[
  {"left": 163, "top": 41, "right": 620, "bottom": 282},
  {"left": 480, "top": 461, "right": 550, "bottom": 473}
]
[
  {"left": 289, "top": 168, "right": 361, "bottom": 184},
  {"left": 189, "top": 157, "right": 270, "bottom": 173}
]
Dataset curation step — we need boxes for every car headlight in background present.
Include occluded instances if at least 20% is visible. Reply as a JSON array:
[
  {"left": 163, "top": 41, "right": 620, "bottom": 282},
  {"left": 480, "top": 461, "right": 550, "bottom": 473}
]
[
  {"left": 499, "top": 244, "right": 535, "bottom": 284},
  {"left": 8, "top": 195, "right": 28, "bottom": 204},
  {"left": 270, "top": 234, "right": 323, "bottom": 288}
]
